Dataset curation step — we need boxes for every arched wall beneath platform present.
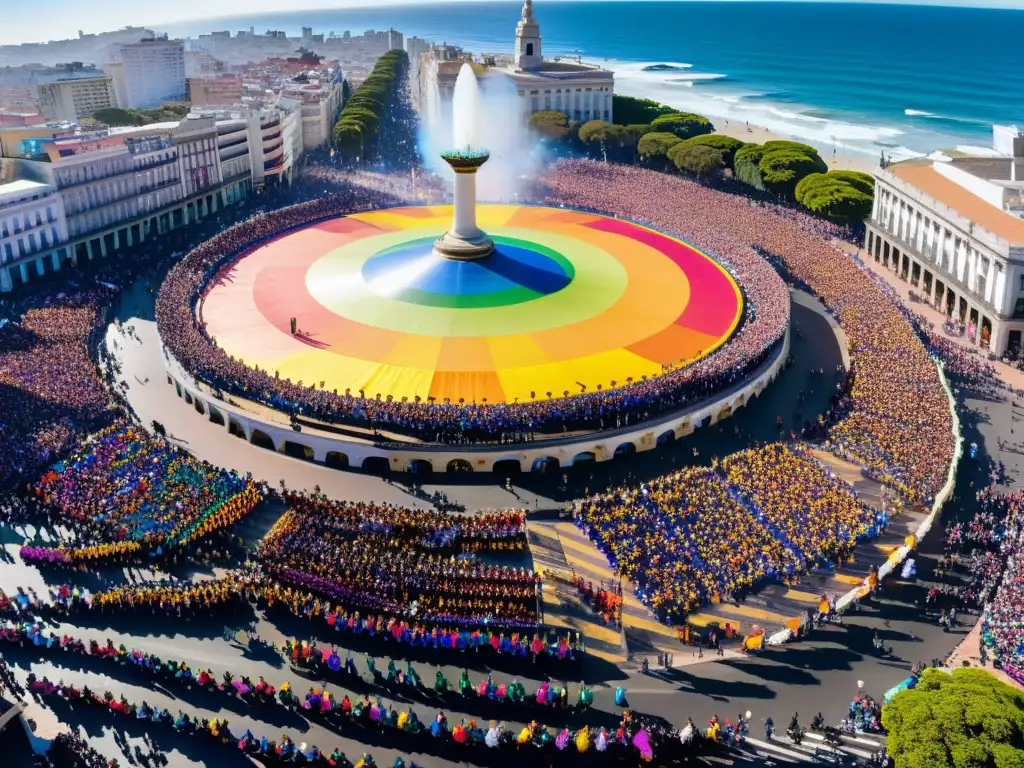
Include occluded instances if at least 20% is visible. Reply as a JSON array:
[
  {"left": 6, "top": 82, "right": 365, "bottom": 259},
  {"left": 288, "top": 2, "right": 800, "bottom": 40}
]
[{"left": 162, "top": 327, "right": 790, "bottom": 474}]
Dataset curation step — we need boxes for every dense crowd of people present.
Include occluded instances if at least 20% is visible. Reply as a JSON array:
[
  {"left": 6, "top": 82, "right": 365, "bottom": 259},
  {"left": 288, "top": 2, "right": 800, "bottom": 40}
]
[
  {"left": 0, "top": 296, "right": 115, "bottom": 489},
  {"left": 256, "top": 498, "right": 539, "bottom": 627},
  {"left": 541, "top": 161, "right": 953, "bottom": 503},
  {"left": 18, "top": 422, "right": 261, "bottom": 564},
  {"left": 979, "top": 490, "right": 1024, "bottom": 681},
  {"left": 573, "top": 446, "right": 877, "bottom": 622},
  {"left": 281, "top": 492, "right": 526, "bottom": 552}
]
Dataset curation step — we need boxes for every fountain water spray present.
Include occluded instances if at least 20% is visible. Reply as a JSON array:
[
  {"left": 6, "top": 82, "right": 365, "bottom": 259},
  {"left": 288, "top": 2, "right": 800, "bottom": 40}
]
[{"left": 433, "top": 64, "right": 495, "bottom": 261}]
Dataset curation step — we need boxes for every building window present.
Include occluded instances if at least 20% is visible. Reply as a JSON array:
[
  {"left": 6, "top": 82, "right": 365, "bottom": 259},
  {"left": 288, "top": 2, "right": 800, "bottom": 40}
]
[{"left": 1019, "top": 274, "right": 1024, "bottom": 292}]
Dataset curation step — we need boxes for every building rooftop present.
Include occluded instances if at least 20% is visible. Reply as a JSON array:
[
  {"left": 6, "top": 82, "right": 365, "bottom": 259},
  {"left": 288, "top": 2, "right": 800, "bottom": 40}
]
[
  {"left": 889, "top": 160, "right": 1024, "bottom": 246},
  {"left": 0, "top": 178, "right": 51, "bottom": 201}
]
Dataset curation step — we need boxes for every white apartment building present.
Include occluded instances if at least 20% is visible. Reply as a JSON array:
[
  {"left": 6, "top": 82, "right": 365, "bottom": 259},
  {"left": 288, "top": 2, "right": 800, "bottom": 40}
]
[
  {"left": 866, "top": 148, "right": 1024, "bottom": 355},
  {"left": 277, "top": 76, "right": 343, "bottom": 149},
  {"left": 37, "top": 75, "right": 117, "bottom": 123},
  {"left": 105, "top": 36, "right": 186, "bottom": 109},
  {"left": 0, "top": 119, "right": 252, "bottom": 292},
  {"left": 191, "top": 106, "right": 301, "bottom": 186},
  {"left": 0, "top": 179, "right": 67, "bottom": 292}
]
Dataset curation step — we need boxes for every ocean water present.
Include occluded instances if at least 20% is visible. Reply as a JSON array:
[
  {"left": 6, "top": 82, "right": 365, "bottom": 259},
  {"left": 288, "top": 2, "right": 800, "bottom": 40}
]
[{"left": 161, "top": 1, "right": 1024, "bottom": 161}]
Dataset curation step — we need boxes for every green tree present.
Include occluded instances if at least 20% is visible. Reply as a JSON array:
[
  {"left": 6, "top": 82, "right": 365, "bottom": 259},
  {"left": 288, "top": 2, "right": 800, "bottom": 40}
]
[
  {"left": 668, "top": 142, "right": 724, "bottom": 177},
  {"left": 883, "top": 668, "right": 1024, "bottom": 768},
  {"left": 92, "top": 107, "right": 144, "bottom": 126},
  {"left": 341, "top": 79, "right": 352, "bottom": 104},
  {"left": 649, "top": 112, "right": 715, "bottom": 140},
  {"left": 795, "top": 172, "right": 874, "bottom": 221},
  {"left": 828, "top": 169, "right": 875, "bottom": 195},
  {"left": 734, "top": 144, "right": 766, "bottom": 189},
  {"left": 683, "top": 134, "right": 745, "bottom": 168},
  {"left": 528, "top": 110, "right": 572, "bottom": 141},
  {"left": 758, "top": 147, "right": 828, "bottom": 196},
  {"left": 612, "top": 94, "right": 676, "bottom": 126},
  {"left": 637, "top": 131, "right": 683, "bottom": 165},
  {"left": 761, "top": 139, "right": 819, "bottom": 155}
]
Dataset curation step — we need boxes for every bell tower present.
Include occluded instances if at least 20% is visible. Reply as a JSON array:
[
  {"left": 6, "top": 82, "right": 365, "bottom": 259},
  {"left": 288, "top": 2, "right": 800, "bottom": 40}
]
[{"left": 514, "top": 0, "right": 542, "bottom": 72}]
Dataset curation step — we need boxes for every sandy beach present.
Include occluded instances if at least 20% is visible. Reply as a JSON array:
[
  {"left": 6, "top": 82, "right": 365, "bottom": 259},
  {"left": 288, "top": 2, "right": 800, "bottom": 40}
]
[{"left": 712, "top": 120, "right": 877, "bottom": 174}]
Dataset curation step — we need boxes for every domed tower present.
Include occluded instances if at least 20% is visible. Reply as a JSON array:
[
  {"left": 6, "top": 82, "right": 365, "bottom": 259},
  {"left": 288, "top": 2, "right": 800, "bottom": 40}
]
[{"left": 514, "top": 0, "right": 543, "bottom": 72}]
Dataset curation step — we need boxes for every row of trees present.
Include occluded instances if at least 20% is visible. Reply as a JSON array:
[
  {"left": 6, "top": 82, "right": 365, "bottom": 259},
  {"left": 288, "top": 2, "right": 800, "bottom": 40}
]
[
  {"left": 332, "top": 49, "right": 409, "bottom": 162},
  {"left": 528, "top": 94, "right": 874, "bottom": 222}
]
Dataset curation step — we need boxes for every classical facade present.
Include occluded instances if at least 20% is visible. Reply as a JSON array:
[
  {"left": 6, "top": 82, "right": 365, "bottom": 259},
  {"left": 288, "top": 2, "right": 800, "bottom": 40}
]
[
  {"left": 0, "top": 179, "right": 67, "bottom": 292},
  {"left": 0, "top": 119, "right": 253, "bottom": 292},
  {"left": 417, "top": 0, "right": 614, "bottom": 126},
  {"left": 866, "top": 154, "right": 1024, "bottom": 355}
]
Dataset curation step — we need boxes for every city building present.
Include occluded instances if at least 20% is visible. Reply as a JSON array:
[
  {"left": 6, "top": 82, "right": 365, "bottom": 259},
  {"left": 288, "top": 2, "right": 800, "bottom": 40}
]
[
  {"left": 0, "top": 119, "right": 252, "bottom": 292},
  {"left": 0, "top": 178, "right": 67, "bottom": 291},
  {"left": 388, "top": 29, "right": 405, "bottom": 52},
  {"left": 37, "top": 74, "right": 117, "bottom": 122},
  {"left": 277, "top": 73, "right": 343, "bottom": 149},
  {"left": 866, "top": 129, "right": 1024, "bottom": 355},
  {"left": 105, "top": 35, "right": 186, "bottom": 109},
  {"left": 418, "top": 0, "right": 614, "bottom": 126},
  {"left": 190, "top": 105, "right": 301, "bottom": 186},
  {"left": 186, "top": 74, "right": 243, "bottom": 107},
  {"left": 405, "top": 36, "right": 432, "bottom": 67}
]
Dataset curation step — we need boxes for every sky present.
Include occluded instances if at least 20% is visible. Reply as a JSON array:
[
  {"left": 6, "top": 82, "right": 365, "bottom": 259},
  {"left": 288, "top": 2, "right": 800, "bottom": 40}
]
[{"left": 2, "top": 0, "right": 1020, "bottom": 46}]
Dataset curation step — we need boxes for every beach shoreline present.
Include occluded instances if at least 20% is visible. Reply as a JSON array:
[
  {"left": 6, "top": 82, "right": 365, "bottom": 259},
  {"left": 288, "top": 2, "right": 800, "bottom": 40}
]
[{"left": 710, "top": 120, "right": 877, "bottom": 175}]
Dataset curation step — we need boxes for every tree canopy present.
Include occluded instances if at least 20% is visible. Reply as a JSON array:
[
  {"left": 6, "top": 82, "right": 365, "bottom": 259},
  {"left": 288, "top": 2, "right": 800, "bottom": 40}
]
[
  {"left": 529, "top": 110, "right": 573, "bottom": 141},
  {"left": 650, "top": 112, "right": 715, "bottom": 140},
  {"left": 92, "top": 101, "right": 190, "bottom": 126},
  {"left": 668, "top": 142, "right": 724, "bottom": 177},
  {"left": 795, "top": 172, "right": 874, "bottom": 221},
  {"left": 883, "top": 668, "right": 1024, "bottom": 768},
  {"left": 612, "top": 94, "right": 676, "bottom": 126},
  {"left": 734, "top": 144, "right": 766, "bottom": 190},
  {"left": 828, "top": 169, "right": 876, "bottom": 195},
  {"left": 682, "top": 134, "right": 745, "bottom": 168},
  {"left": 637, "top": 131, "right": 683, "bottom": 161},
  {"left": 332, "top": 49, "right": 408, "bottom": 161},
  {"left": 758, "top": 144, "right": 828, "bottom": 196}
]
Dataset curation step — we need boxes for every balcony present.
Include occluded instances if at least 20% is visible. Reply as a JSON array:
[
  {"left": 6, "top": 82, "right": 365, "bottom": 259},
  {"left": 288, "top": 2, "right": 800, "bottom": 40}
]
[
  {"left": 263, "top": 144, "right": 284, "bottom": 164},
  {"left": 219, "top": 135, "right": 247, "bottom": 150},
  {"left": 262, "top": 132, "right": 282, "bottom": 147},
  {"left": 138, "top": 177, "right": 182, "bottom": 195}
]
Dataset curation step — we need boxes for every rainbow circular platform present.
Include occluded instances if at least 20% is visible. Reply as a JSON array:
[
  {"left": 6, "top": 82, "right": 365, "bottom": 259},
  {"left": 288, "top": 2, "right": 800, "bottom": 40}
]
[{"left": 200, "top": 205, "right": 743, "bottom": 405}]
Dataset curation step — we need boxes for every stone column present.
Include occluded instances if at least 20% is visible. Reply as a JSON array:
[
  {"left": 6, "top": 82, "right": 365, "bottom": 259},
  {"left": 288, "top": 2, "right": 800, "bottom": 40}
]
[{"left": 452, "top": 171, "right": 482, "bottom": 241}]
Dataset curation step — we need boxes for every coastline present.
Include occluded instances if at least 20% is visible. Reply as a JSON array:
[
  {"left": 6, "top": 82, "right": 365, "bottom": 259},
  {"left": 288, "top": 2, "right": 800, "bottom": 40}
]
[{"left": 712, "top": 121, "right": 877, "bottom": 175}]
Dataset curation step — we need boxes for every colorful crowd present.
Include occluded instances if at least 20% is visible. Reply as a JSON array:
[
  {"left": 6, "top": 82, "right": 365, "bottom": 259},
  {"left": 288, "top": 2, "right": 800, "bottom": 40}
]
[
  {"left": 574, "top": 446, "right": 880, "bottom": 622},
  {"left": 979, "top": 490, "right": 1024, "bottom": 681},
  {"left": 18, "top": 422, "right": 261, "bottom": 565},
  {"left": 257, "top": 497, "right": 538, "bottom": 627},
  {"left": 8, "top": 619, "right": 659, "bottom": 762}
]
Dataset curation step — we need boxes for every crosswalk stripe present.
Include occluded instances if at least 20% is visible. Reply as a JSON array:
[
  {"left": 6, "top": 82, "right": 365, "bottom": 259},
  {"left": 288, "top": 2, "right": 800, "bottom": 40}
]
[
  {"left": 742, "top": 735, "right": 811, "bottom": 762},
  {"left": 802, "top": 731, "right": 878, "bottom": 759}
]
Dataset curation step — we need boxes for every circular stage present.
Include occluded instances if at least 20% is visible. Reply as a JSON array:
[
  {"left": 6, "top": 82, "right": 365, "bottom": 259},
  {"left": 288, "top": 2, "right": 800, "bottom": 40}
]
[{"left": 201, "top": 205, "right": 743, "bottom": 405}]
